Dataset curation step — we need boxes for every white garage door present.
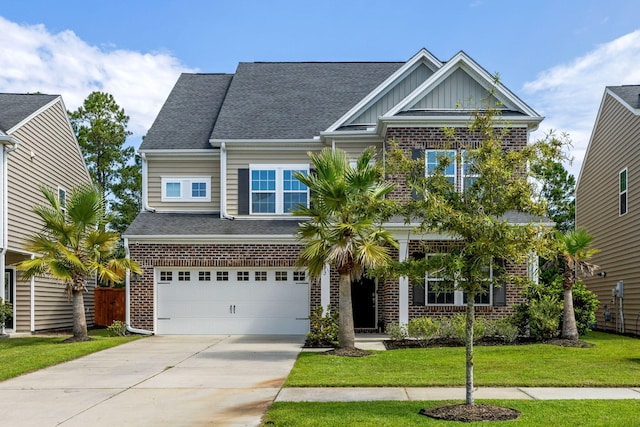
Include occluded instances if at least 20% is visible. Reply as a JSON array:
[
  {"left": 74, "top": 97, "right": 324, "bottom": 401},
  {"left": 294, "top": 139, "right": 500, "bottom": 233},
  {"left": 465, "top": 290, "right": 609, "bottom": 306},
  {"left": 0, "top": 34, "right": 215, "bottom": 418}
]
[{"left": 156, "top": 268, "right": 309, "bottom": 335}]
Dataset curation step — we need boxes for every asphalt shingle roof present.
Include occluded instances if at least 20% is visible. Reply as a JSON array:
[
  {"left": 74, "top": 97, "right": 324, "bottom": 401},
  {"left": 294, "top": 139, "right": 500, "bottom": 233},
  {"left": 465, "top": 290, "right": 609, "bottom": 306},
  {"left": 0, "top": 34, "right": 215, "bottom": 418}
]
[
  {"left": 124, "top": 212, "right": 300, "bottom": 237},
  {"left": 608, "top": 85, "right": 640, "bottom": 110},
  {"left": 140, "top": 73, "right": 233, "bottom": 150},
  {"left": 0, "top": 93, "right": 58, "bottom": 132}
]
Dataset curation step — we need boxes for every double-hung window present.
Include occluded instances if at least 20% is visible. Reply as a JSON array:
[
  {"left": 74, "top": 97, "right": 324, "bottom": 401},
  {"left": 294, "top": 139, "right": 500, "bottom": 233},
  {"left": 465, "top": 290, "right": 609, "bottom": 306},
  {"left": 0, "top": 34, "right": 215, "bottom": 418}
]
[
  {"left": 426, "top": 150, "right": 456, "bottom": 186},
  {"left": 161, "top": 177, "right": 211, "bottom": 202},
  {"left": 250, "top": 165, "right": 309, "bottom": 214},
  {"left": 462, "top": 151, "right": 479, "bottom": 191},
  {"left": 620, "top": 168, "right": 628, "bottom": 215},
  {"left": 58, "top": 187, "right": 67, "bottom": 214}
]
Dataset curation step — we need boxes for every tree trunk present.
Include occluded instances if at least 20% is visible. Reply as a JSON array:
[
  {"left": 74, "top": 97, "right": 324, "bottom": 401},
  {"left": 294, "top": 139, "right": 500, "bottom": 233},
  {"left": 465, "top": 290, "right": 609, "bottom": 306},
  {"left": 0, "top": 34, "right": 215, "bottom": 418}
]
[
  {"left": 561, "top": 287, "right": 579, "bottom": 340},
  {"left": 338, "top": 272, "right": 355, "bottom": 349},
  {"left": 72, "top": 288, "right": 89, "bottom": 340},
  {"left": 465, "top": 294, "right": 475, "bottom": 405}
]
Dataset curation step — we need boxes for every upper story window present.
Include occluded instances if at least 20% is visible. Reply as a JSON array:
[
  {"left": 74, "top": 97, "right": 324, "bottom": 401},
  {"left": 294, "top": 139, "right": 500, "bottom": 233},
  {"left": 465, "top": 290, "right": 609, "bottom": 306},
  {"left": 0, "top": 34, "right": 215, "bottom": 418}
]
[
  {"left": 58, "top": 187, "right": 67, "bottom": 214},
  {"left": 250, "top": 164, "right": 309, "bottom": 214},
  {"left": 161, "top": 177, "right": 211, "bottom": 202},
  {"left": 426, "top": 150, "right": 456, "bottom": 185},
  {"left": 462, "top": 151, "right": 479, "bottom": 191},
  {"left": 620, "top": 168, "right": 628, "bottom": 216}
]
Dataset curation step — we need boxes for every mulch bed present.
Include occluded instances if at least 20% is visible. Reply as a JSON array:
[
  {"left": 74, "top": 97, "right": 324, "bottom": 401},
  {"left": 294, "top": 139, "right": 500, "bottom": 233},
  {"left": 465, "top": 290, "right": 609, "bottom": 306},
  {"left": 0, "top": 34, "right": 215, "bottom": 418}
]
[
  {"left": 323, "top": 347, "right": 372, "bottom": 357},
  {"left": 384, "top": 336, "right": 595, "bottom": 350},
  {"left": 420, "top": 403, "right": 520, "bottom": 422}
]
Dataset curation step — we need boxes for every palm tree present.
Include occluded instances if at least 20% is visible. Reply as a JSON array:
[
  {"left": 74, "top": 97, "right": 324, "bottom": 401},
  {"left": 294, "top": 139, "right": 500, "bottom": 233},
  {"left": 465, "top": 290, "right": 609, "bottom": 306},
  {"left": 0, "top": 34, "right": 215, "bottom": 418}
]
[
  {"left": 17, "top": 184, "right": 141, "bottom": 341},
  {"left": 294, "top": 147, "right": 398, "bottom": 350},
  {"left": 550, "top": 227, "right": 599, "bottom": 340}
]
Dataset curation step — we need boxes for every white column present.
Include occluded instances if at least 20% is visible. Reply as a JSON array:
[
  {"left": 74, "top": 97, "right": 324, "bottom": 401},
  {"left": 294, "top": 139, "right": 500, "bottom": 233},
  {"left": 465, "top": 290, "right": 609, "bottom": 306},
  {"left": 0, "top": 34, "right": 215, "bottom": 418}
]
[
  {"left": 320, "top": 264, "right": 330, "bottom": 312},
  {"left": 398, "top": 239, "right": 409, "bottom": 325}
]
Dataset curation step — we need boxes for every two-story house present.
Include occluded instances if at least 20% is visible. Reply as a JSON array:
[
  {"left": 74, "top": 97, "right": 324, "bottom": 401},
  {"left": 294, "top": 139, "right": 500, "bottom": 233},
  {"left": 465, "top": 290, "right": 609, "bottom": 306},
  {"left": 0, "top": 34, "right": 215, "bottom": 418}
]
[
  {"left": 124, "top": 49, "right": 544, "bottom": 335},
  {"left": 576, "top": 85, "right": 640, "bottom": 335},
  {"left": 0, "top": 93, "right": 94, "bottom": 333}
]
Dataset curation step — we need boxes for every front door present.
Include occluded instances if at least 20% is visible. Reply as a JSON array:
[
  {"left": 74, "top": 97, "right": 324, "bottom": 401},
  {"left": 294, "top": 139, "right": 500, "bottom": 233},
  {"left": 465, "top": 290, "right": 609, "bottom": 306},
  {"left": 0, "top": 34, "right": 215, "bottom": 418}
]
[
  {"left": 351, "top": 276, "right": 376, "bottom": 329},
  {"left": 4, "top": 269, "right": 13, "bottom": 329}
]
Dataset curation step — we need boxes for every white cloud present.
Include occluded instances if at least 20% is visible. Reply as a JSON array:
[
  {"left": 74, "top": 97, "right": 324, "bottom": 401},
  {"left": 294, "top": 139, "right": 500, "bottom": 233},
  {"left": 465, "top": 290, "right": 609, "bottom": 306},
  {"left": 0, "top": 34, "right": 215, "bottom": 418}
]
[
  {"left": 523, "top": 29, "right": 640, "bottom": 178},
  {"left": 0, "top": 16, "right": 196, "bottom": 139}
]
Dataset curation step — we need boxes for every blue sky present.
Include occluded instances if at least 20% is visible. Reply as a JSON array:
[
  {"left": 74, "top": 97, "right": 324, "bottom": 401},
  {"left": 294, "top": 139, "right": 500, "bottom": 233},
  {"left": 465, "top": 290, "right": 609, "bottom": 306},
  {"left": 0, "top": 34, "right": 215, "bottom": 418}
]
[{"left": 2, "top": 0, "right": 640, "bottom": 177}]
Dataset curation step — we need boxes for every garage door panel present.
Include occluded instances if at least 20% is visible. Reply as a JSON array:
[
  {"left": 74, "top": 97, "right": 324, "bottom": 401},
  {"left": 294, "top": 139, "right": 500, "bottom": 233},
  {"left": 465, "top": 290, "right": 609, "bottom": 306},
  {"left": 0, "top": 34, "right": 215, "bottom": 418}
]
[{"left": 156, "top": 270, "right": 309, "bottom": 335}]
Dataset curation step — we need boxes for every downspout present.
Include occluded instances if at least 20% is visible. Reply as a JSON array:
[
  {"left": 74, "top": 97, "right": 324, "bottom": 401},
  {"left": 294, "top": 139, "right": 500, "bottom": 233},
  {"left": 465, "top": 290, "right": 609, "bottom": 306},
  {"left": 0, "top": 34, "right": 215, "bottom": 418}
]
[
  {"left": 30, "top": 259, "right": 35, "bottom": 332},
  {"left": 220, "top": 142, "right": 234, "bottom": 220},
  {"left": 124, "top": 237, "right": 153, "bottom": 335},
  {"left": 0, "top": 136, "right": 18, "bottom": 325},
  {"left": 140, "top": 153, "right": 155, "bottom": 212}
]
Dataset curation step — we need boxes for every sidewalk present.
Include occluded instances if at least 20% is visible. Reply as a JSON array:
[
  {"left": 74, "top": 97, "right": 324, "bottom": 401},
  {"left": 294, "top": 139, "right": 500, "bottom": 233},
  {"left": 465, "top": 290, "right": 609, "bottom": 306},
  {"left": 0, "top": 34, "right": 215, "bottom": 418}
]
[{"left": 281, "top": 334, "right": 640, "bottom": 402}]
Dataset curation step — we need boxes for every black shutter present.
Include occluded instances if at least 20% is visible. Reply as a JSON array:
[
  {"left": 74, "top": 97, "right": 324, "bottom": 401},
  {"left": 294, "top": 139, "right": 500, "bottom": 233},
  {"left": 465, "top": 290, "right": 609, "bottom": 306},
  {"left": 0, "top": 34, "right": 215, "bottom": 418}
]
[
  {"left": 238, "top": 168, "right": 249, "bottom": 215},
  {"left": 411, "top": 149, "right": 423, "bottom": 201},
  {"left": 493, "top": 259, "right": 507, "bottom": 306},
  {"left": 411, "top": 252, "right": 426, "bottom": 306}
]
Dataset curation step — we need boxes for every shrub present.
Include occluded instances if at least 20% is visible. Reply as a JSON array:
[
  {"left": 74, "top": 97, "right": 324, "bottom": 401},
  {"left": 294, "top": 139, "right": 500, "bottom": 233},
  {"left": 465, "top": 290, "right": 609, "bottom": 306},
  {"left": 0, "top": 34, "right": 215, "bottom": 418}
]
[
  {"left": 107, "top": 320, "right": 128, "bottom": 337},
  {"left": 489, "top": 317, "right": 519, "bottom": 343},
  {"left": 451, "top": 313, "right": 486, "bottom": 344},
  {"left": 385, "top": 322, "right": 408, "bottom": 341},
  {"left": 407, "top": 317, "right": 438, "bottom": 345},
  {"left": 528, "top": 295, "right": 562, "bottom": 340},
  {"left": 305, "top": 306, "right": 338, "bottom": 347}
]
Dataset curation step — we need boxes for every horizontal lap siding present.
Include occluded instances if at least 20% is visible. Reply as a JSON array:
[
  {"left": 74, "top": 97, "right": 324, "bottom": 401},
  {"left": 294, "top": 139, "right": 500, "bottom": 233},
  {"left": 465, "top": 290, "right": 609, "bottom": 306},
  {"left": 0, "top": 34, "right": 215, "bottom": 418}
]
[
  {"left": 148, "top": 157, "right": 220, "bottom": 211},
  {"left": 7, "top": 100, "right": 93, "bottom": 332},
  {"left": 577, "top": 94, "right": 640, "bottom": 334}
]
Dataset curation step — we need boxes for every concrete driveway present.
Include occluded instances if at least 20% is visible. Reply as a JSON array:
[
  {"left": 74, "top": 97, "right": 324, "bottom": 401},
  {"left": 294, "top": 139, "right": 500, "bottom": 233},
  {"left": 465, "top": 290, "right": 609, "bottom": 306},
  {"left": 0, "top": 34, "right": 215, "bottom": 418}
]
[{"left": 0, "top": 335, "right": 304, "bottom": 426}]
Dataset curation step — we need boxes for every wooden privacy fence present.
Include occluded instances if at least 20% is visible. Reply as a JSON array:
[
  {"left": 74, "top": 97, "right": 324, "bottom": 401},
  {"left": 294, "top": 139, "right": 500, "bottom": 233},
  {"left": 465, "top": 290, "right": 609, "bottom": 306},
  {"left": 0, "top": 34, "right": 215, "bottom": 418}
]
[{"left": 94, "top": 287, "right": 125, "bottom": 326}]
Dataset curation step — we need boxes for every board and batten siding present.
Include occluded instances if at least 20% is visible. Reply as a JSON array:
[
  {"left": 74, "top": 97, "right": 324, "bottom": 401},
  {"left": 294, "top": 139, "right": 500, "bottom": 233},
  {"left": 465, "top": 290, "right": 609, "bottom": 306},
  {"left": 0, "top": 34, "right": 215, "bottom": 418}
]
[
  {"left": 349, "top": 63, "right": 434, "bottom": 125},
  {"left": 413, "top": 68, "right": 501, "bottom": 110},
  {"left": 333, "top": 141, "right": 382, "bottom": 161},
  {"left": 226, "top": 148, "right": 312, "bottom": 216},
  {"left": 147, "top": 156, "right": 220, "bottom": 212},
  {"left": 6, "top": 99, "right": 92, "bottom": 249},
  {"left": 576, "top": 93, "right": 640, "bottom": 334}
]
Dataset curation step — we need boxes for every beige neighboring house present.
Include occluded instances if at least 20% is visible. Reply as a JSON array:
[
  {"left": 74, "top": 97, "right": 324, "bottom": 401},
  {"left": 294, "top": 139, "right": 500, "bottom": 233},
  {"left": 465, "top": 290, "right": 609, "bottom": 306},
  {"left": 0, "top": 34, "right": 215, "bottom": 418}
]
[
  {"left": 0, "top": 93, "right": 94, "bottom": 333},
  {"left": 576, "top": 85, "right": 640, "bottom": 335}
]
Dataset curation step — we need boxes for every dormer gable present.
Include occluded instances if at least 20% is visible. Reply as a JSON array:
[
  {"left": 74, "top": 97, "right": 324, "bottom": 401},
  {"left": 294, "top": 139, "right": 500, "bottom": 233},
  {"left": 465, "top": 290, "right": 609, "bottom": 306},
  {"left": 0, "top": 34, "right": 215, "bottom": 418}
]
[
  {"left": 385, "top": 51, "right": 540, "bottom": 118},
  {"left": 326, "top": 48, "right": 443, "bottom": 131}
]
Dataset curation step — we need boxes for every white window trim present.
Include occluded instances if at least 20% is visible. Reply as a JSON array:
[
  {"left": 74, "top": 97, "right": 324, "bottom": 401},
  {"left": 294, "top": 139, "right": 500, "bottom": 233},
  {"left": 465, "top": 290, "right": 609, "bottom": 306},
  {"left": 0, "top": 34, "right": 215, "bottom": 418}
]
[
  {"left": 249, "top": 164, "right": 309, "bottom": 215},
  {"left": 161, "top": 176, "right": 211, "bottom": 202},
  {"left": 58, "top": 186, "right": 67, "bottom": 214},
  {"left": 461, "top": 151, "right": 479, "bottom": 192},
  {"left": 619, "top": 167, "right": 628, "bottom": 216},
  {"left": 425, "top": 149, "right": 457, "bottom": 187},
  {"left": 423, "top": 256, "right": 493, "bottom": 306}
]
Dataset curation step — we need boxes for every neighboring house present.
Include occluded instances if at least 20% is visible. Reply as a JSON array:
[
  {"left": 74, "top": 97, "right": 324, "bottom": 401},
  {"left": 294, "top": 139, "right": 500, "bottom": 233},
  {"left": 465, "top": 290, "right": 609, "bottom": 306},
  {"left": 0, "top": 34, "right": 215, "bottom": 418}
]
[
  {"left": 576, "top": 85, "right": 640, "bottom": 335},
  {"left": 0, "top": 94, "right": 94, "bottom": 332},
  {"left": 125, "top": 49, "right": 544, "bottom": 335}
]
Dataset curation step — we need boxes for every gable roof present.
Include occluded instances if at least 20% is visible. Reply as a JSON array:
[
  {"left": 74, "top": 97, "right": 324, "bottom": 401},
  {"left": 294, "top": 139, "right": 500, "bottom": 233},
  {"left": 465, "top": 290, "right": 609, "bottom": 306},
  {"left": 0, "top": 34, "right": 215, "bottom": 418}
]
[
  {"left": 607, "top": 85, "right": 640, "bottom": 113},
  {"left": 140, "top": 73, "right": 233, "bottom": 150},
  {"left": 210, "top": 62, "right": 403, "bottom": 140},
  {"left": 0, "top": 93, "right": 59, "bottom": 132}
]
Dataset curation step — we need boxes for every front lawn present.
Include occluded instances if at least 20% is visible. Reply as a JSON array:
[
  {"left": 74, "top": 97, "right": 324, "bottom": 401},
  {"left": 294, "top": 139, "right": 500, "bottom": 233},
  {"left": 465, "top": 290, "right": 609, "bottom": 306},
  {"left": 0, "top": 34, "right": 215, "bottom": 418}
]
[
  {"left": 0, "top": 329, "right": 142, "bottom": 381},
  {"left": 262, "top": 400, "right": 639, "bottom": 426},
  {"left": 286, "top": 331, "right": 640, "bottom": 387}
]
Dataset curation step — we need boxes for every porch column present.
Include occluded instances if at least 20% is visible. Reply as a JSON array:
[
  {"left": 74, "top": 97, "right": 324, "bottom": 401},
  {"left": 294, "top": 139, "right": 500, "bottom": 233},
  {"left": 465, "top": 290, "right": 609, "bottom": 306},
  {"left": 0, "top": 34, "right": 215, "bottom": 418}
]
[
  {"left": 320, "top": 264, "right": 330, "bottom": 312},
  {"left": 398, "top": 238, "right": 409, "bottom": 325}
]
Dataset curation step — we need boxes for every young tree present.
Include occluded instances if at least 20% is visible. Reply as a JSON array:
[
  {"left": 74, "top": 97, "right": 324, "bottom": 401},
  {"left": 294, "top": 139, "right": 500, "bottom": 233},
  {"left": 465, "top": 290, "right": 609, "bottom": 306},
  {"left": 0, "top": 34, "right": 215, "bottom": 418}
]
[
  {"left": 293, "top": 147, "right": 398, "bottom": 350},
  {"left": 387, "top": 108, "right": 566, "bottom": 407},
  {"left": 109, "top": 155, "right": 142, "bottom": 235},
  {"left": 16, "top": 185, "right": 141, "bottom": 341},
  {"left": 545, "top": 228, "right": 599, "bottom": 340},
  {"left": 69, "top": 91, "right": 140, "bottom": 231}
]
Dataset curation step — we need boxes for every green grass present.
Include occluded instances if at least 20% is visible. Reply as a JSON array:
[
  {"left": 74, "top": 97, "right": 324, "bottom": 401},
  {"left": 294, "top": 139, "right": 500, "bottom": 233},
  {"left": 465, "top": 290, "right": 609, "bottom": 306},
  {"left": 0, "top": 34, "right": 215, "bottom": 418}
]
[
  {"left": 286, "top": 331, "right": 640, "bottom": 387},
  {"left": 262, "top": 400, "right": 640, "bottom": 426},
  {"left": 0, "top": 329, "right": 142, "bottom": 381}
]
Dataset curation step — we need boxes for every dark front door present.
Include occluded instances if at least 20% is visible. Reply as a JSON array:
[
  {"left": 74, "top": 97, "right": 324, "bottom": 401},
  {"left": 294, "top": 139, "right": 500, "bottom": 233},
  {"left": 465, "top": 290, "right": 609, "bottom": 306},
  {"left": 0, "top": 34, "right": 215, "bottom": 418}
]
[
  {"left": 351, "top": 276, "right": 376, "bottom": 329},
  {"left": 4, "top": 269, "right": 13, "bottom": 329}
]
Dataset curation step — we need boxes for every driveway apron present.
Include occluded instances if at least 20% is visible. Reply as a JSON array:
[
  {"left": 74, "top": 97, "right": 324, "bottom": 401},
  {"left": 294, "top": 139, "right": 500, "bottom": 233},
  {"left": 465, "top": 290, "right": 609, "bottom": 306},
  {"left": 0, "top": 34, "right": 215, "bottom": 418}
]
[{"left": 0, "top": 335, "right": 304, "bottom": 426}]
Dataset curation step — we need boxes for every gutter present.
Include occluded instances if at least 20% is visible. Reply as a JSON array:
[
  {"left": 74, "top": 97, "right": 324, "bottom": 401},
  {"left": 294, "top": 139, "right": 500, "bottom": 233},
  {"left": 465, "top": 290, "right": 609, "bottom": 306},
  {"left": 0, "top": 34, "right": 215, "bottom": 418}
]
[
  {"left": 124, "top": 237, "right": 153, "bottom": 335},
  {"left": 219, "top": 142, "right": 234, "bottom": 220},
  {"left": 140, "top": 153, "right": 156, "bottom": 212}
]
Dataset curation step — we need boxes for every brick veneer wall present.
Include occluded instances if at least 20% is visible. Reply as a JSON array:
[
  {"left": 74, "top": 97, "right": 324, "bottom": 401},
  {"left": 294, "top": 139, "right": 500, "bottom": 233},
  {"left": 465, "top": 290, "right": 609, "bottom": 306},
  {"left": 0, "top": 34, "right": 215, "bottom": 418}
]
[
  {"left": 385, "top": 126, "right": 528, "bottom": 200},
  {"left": 128, "top": 242, "right": 303, "bottom": 331}
]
